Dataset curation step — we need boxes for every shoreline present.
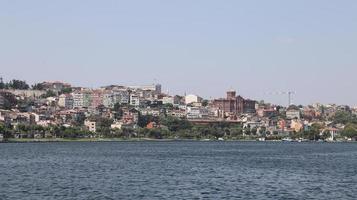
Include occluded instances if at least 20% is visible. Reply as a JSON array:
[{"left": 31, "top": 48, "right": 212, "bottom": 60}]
[
  {"left": 1, "top": 138, "right": 355, "bottom": 143},
  {"left": 3, "top": 138, "right": 179, "bottom": 143},
  {"left": 3, "top": 138, "right": 256, "bottom": 143}
]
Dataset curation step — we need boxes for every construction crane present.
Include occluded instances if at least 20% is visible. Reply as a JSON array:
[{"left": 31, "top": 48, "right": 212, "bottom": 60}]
[{"left": 265, "top": 91, "right": 296, "bottom": 106}]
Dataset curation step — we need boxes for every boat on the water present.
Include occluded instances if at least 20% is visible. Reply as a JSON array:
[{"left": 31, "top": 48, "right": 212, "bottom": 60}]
[{"left": 282, "top": 138, "right": 293, "bottom": 142}]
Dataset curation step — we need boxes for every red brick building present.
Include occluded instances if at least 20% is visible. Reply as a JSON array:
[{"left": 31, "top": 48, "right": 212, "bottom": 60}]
[
  {"left": 213, "top": 91, "right": 256, "bottom": 117},
  {"left": 213, "top": 91, "right": 244, "bottom": 115},
  {"left": 243, "top": 99, "right": 256, "bottom": 113}
]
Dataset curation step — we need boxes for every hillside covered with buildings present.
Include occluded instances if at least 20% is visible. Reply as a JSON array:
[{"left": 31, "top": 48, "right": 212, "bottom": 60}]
[{"left": 1, "top": 78, "right": 357, "bottom": 142}]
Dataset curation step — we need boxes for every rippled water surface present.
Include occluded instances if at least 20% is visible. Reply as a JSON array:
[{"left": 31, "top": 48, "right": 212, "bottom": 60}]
[{"left": 0, "top": 141, "right": 356, "bottom": 200}]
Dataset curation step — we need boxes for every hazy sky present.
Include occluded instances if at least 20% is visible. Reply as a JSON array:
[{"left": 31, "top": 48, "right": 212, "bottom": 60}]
[{"left": 1, "top": 0, "right": 357, "bottom": 106}]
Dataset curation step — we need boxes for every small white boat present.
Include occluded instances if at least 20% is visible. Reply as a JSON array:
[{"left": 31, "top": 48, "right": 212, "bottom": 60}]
[{"left": 282, "top": 138, "right": 293, "bottom": 142}]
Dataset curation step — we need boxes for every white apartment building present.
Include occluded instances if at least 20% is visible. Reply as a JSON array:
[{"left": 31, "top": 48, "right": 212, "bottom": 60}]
[
  {"left": 103, "top": 90, "right": 130, "bottom": 108},
  {"left": 113, "top": 90, "right": 129, "bottom": 104},
  {"left": 186, "top": 106, "right": 209, "bottom": 119},
  {"left": 128, "top": 84, "right": 162, "bottom": 95},
  {"left": 286, "top": 109, "right": 301, "bottom": 119},
  {"left": 84, "top": 120, "right": 96, "bottom": 132},
  {"left": 162, "top": 96, "right": 181, "bottom": 105},
  {"left": 58, "top": 94, "right": 74, "bottom": 109},
  {"left": 73, "top": 91, "right": 92, "bottom": 108},
  {"left": 185, "top": 94, "right": 203, "bottom": 105},
  {"left": 73, "top": 92, "right": 84, "bottom": 108},
  {"left": 130, "top": 94, "right": 140, "bottom": 107}
]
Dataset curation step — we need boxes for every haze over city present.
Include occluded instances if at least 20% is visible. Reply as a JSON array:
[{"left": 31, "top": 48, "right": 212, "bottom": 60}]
[
  {"left": 1, "top": 2, "right": 357, "bottom": 200},
  {"left": 1, "top": 0, "right": 356, "bottom": 106}
]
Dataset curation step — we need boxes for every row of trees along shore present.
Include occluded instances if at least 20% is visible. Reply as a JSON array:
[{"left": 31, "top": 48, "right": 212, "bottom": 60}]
[{"left": 1, "top": 113, "right": 357, "bottom": 140}]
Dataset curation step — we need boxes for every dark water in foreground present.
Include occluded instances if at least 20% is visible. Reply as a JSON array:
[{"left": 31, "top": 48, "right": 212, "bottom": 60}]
[{"left": 0, "top": 142, "right": 356, "bottom": 200}]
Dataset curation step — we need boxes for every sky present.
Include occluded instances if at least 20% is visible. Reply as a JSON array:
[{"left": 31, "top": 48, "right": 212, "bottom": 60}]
[{"left": 1, "top": 0, "right": 357, "bottom": 106}]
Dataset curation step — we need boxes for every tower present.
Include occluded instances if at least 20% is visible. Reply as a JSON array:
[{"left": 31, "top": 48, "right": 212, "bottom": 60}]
[{"left": 226, "top": 90, "right": 236, "bottom": 100}]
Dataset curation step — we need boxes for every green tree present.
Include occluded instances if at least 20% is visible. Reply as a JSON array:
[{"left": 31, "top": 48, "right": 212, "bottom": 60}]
[
  {"left": 0, "top": 124, "right": 5, "bottom": 133},
  {"left": 32, "top": 83, "right": 45, "bottom": 90},
  {"left": 138, "top": 114, "right": 158, "bottom": 128},
  {"left": 0, "top": 79, "right": 4, "bottom": 89},
  {"left": 202, "top": 100, "right": 209, "bottom": 107},
  {"left": 332, "top": 111, "right": 357, "bottom": 124},
  {"left": 60, "top": 87, "right": 73, "bottom": 94},
  {"left": 161, "top": 116, "right": 192, "bottom": 132},
  {"left": 96, "top": 117, "right": 114, "bottom": 129},
  {"left": 321, "top": 131, "right": 331, "bottom": 140},
  {"left": 230, "top": 127, "right": 243, "bottom": 137},
  {"left": 212, "top": 121, "right": 231, "bottom": 129},
  {"left": 0, "top": 91, "right": 17, "bottom": 110},
  {"left": 342, "top": 123, "right": 357, "bottom": 138},
  {"left": 73, "top": 113, "right": 86, "bottom": 126},
  {"left": 111, "top": 103, "right": 124, "bottom": 119},
  {"left": 122, "top": 127, "right": 135, "bottom": 138},
  {"left": 244, "top": 127, "right": 251, "bottom": 136},
  {"left": 213, "top": 129, "right": 225, "bottom": 138},
  {"left": 7, "top": 79, "right": 30, "bottom": 90},
  {"left": 41, "top": 90, "right": 56, "bottom": 98},
  {"left": 259, "top": 127, "right": 267, "bottom": 135},
  {"left": 251, "top": 127, "right": 258, "bottom": 135},
  {"left": 163, "top": 103, "right": 174, "bottom": 109},
  {"left": 113, "top": 103, "right": 122, "bottom": 112},
  {"left": 306, "top": 123, "right": 323, "bottom": 140},
  {"left": 147, "top": 128, "right": 163, "bottom": 139},
  {"left": 112, "top": 128, "right": 124, "bottom": 138}
]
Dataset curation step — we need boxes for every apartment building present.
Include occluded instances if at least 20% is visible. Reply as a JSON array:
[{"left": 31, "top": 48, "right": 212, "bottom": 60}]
[
  {"left": 84, "top": 120, "right": 96, "bottom": 132},
  {"left": 185, "top": 94, "right": 203, "bottom": 105},
  {"left": 213, "top": 91, "right": 244, "bottom": 115},
  {"left": 130, "top": 94, "right": 140, "bottom": 107},
  {"left": 58, "top": 94, "right": 74, "bottom": 109},
  {"left": 91, "top": 90, "right": 104, "bottom": 108}
]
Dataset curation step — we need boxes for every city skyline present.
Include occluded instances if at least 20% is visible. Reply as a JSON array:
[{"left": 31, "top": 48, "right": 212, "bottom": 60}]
[
  {"left": 0, "top": 77, "right": 355, "bottom": 108},
  {"left": 1, "top": 0, "right": 357, "bottom": 105}
]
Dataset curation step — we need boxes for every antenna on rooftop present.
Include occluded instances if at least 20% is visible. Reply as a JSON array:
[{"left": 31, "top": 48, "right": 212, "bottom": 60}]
[
  {"left": 287, "top": 91, "right": 296, "bottom": 106},
  {"left": 265, "top": 91, "right": 296, "bottom": 106}
]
